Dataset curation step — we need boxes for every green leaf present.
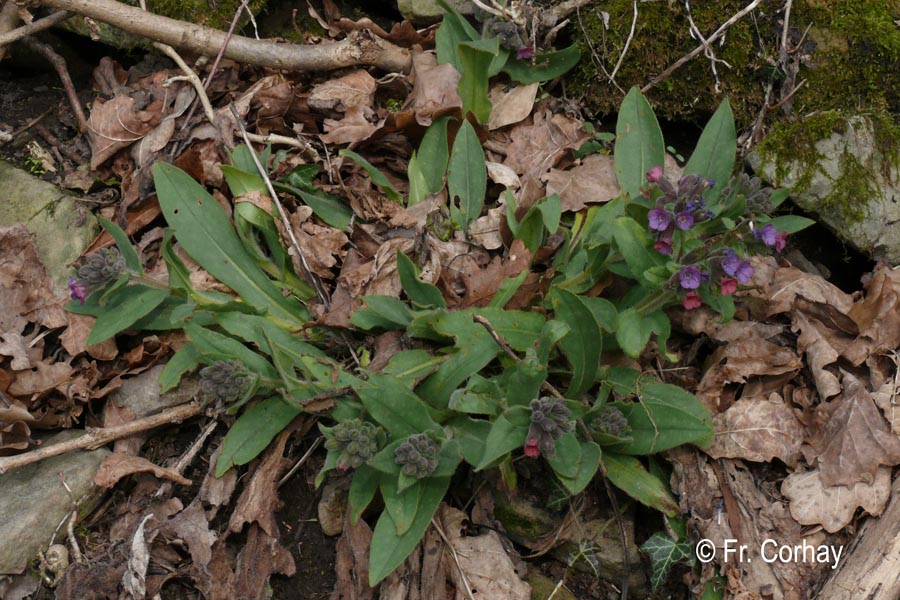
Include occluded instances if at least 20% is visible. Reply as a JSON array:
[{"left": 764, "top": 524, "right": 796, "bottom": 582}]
[
  {"left": 86, "top": 285, "right": 169, "bottom": 345},
  {"left": 640, "top": 532, "right": 694, "bottom": 591},
  {"left": 488, "top": 271, "right": 527, "bottom": 308},
  {"left": 553, "top": 441, "right": 601, "bottom": 496},
  {"left": 407, "top": 152, "right": 428, "bottom": 206},
  {"left": 348, "top": 465, "right": 380, "bottom": 523},
  {"left": 603, "top": 452, "right": 679, "bottom": 515},
  {"left": 273, "top": 181, "right": 353, "bottom": 230},
  {"left": 457, "top": 38, "right": 499, "bottom": 124},
  {"left": 475, "top": 414, "right": 529, "bottom": 471},
  {"left": 580, "top": 296, "right": 618, "bottom": 332},
  {"left": 612, "top": 217, "right": 659, "bottom": 288},
  {"left": 216, "top": 396, "right": 301, "bottom": 475},
  {"left": 152, "top": 163, "right": 306, "bottom": 328},
  {"left": 502, "top": 45, "right": 581, "bottom": 83},
  {"left": 615, "top": 87, "right": 665, "bottom": 199},
  {"left": 448, "top": 120, "right": 486, "bottom": 231},
  {"left": 434, "top": 0, "right": 479, "bottom": 71},
  {"left": 551, "top": 288, "right": 601, "bottom": 398},
  {"left": 159, "top": 343, "right": 201, "bottom": 392},
  {"left": 769, "top": 188, "right": 790, "bottom": 208},
  {"left": 185, "top": 322, "right": 278, "bottom": 381},
  {"left": 214, "top": 312, "right": 328, "bottom": 362},
  {"left": 381, "top": 476, "right": 423, "bottom": 535},
  {"left": 351, "top": 296, "right": 414, "bottom": 331},
  {"left": 683, "top": 100, "right": 736, "bottom": 201},
  {"left": 419, "top": 116, "right": 451, "bottom": 194},
  {"left": 615, "top": 307, "right": 670, "bottom": 359},
  {"left": 381, "top": 350, "right": 445, "bottom": 385},
  {"left": 539, "top": 194, "right": 562, "bottom": 234},
  {"left": 448, "top": 374, "right": 503, "bottom": 415},
  {"left": 767, "top": 215, "right": 815, "bottom": 233},
  {"left": 545, "top": 432, "right": 581, "bottom": 479},
  {"left": 397, "top": 251, "right": 446, "bottom": 309},
  {"left": 160, "top": 229, "right": 193, "bottom": 292},
  {"left": 339, "top": 149, "right": 403, "bottom": 203},
  {"left": 368, "top": 476, "right": 449, "bottom": 585},
  {"left": 221, "top": 164, "right": 265, "bottom": 196},
  {"left": 356, "top": 374, "right": 440, "bottom": 438},
  {"left": 503, "top": 354, "right": 546, "bottom": 407},
  {"left": 448, "top": 416, "right": 491, "bottom": 466},
  {"left": 98, "top": 218, "right": 142, "bottom": 273},
  {"left": 609, "top": 383, "right": 714, "bottom": 454},
  {"left": 228, "top": 144, "right": 270, "bottom": 174}
]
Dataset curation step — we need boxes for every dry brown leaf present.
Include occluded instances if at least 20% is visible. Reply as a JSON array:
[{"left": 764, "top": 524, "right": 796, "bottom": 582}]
[
  {"left": 782, "top": 467, "right": 890, "bottom": 533},
  {"left": 0, "top": 331, "right": 30, "bottom": 370},
  {"left": 469, "top": 207, "right": 504, "bottom": 251},
  {"left": 449, "top": 239, "right": 530, "bottom": 308},
  {"left": 747, "top": 260, "right": 854, "bottom": 319},
  {"left": 232, "top": 524, "right": 296, "bottom": 598},
  {"left": 332, "top": 514, "right": 375, "bottom": 600},
  {"left": 545, "top": 154, "right": 620, "bottom": 212},
  {"left": 59, "top": 313, "right": 118, "bottom": 360},
  {"left": 487, "top": 82, "right": 538, "bottom": 130},
  {"left": 290, "top": 210, "right": 349, "bottom": 278},
  {"left": 0, "top": 225, "right": 67, "bottom": 331},
  {"left": 408, "top": 50, "right": 461, "bottom": 125},
  {"left": 792, "top": 310, "right": 844, "bottom": 400},
  {"left": 503, "top": 107, "right": 590, "bottom": 177},
  {"left": 844, "top": 265, "right": 900, "bottom": 364},
  {"left": 0, "top": 421, "right": 33, "bottom": 451},
  {"left": 159, "top": 499, "right": 217, "bottom": 571},
  {"left": 338, "top": 238, "right": 415, "bottom": 301},
  {"left": 321, "top": 104, "right": 381, "bottom": 145},
  {"left": 309, "top": 69, "right": 376, "bottom": 111},
  {"left": 229, "top": 429, "right": 292, "bottom": 537},
  {"left": 93, "top": 454, "right": 192, "bottom": 488},
  {"left": 816, "top": 372, "right": 900, "bottom": 487},
  {"left": 707, "top": 394, "right": 805, "bottom": 466},
  {"left": 486, "top": 161, "right": 521, "bottom": 189},
  {"left": 7, "top": 361, "right": 74, "bottom": 397},
  {"left": 437, "top": 504, "right": 531, "bottom": 600}
]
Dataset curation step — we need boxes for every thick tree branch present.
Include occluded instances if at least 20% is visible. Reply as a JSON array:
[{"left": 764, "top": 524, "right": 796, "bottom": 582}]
[{"left": 35, "top": 0, "right": 412, "bottom": 73}]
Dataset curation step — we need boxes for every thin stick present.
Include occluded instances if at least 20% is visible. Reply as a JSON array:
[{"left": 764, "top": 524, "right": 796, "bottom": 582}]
[
  {"left": 153, "top": 419, "right": 218, "bottom": 498},
  {"left": 152, "top": 42, "right": 217, "bottom": 124},
  {"left": 277, "top": 437, "right": 322, "bottom": 488},
  {"left": 21, "top": 37, "right": 89, "bottom": 133},
  {"left": 642, "top": 0, "right": 763, "bottom": 92},
  {"left": 0, "top": 403, "right": 202, "bottom": 475},
  {"left": 430, "top": 516, "right": 478, "bottom": 600},
  {"left": 230, "top": 102, "right": 330, "bottom": 306},
  {"left": 0, "top": 9, "right": 72, "bottom": 47},
  {"left": 609, "top": 0, "right": 637, "bottom": 84},
  {"left": 472, "top": 314, "right": 630, "bottom": 599}
]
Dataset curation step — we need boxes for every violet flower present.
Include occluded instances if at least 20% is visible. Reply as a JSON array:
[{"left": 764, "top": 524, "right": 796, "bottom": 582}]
[
  {"left": 679, "top": 266, "right": 702, "bottom": 290},
  {"left": 648, "top": 208, "right": 672, "bottom": 231}
]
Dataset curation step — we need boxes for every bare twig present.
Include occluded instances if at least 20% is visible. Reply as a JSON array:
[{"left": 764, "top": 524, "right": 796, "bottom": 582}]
[
  {"left": 20, "top": 37, "right": 89, "bottom": 133},
  {"left": 34, "top": 123, "right": 84, "bottom": 163},
  {"left": 0, "top": 8, "right": 71, "bottom": 47},
  {"left": 230, "top": 102, "right": 330, "bottom": 306},
  {"left": 152, "top": 42, "right": 217, "bottom": 124},
  {"left": 684, "top": 0, "right": 732, "bottom": 93},
  {"left": 430, "top": 515, "right": 478, "bottom": 600},
  {"left": 642, "top": 0, "right": 763, "bottom": 93},
  {"left": 576, "top": 4, "right": 624, "bottom": 95},
  {"left": 472, "top": 313, "right": 630, "bottom": 600},
  {"left": 153, "top": 419, "right": 218, "bottom": 498},
  {"left": 36, "top": 0, "right": 411, "bottom": 73},
  {"left": 277, "top": 436, "right": 322, "bottom": 488},
  {"left": 0, "top": 402, "right": 202, "bottom": 475}
]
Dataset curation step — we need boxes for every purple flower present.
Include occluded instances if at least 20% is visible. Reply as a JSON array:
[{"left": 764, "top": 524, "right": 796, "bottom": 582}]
[
  {"left": 775, "top": 231, "right": 789, "bottom": 253},
  {"left": 648, "top": 208, "right": 672, "bottom": 231},
  {"left": 516, "top": 46, "right": 534, "bottom": 60},
  {"left": 721, "top": 250, "right": 741, "bottom": 276},
  {"left": 735, "top": 260, "right": 754, "bottom": 284},
  {"left": 68, "top": 277, "right": 88, "bottom": 304},
  {"left": 679, "top": 266, "right": 702, "bottom": 290},
  {"left": 753, "top": 223, "right": 779, "bottom": 247},
  {"left": 653, "top": 237, "right": 673, "bottom": 255},
  {"left": 646, "top": 166, "right": 664, "bottom": 183},
  {"left": 675, "top": 211, "right": 695, "bottom": 231}
]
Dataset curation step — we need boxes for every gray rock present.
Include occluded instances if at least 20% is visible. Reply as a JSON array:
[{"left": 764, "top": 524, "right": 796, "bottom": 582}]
[
  {"left": 748, "top": 116, "right": 900, "bottom": 264},
  {"left": 0, "top": 430, "right": 110, "bottom": 574},
  {"left": 397, "top": 0, "right": 474, "bottom": 24},
  {"left": 0, "top": 161, "right": 97, "bottom": 295},
  {"left": 108, "top": 364, "right": 199, "bottom": 420}
]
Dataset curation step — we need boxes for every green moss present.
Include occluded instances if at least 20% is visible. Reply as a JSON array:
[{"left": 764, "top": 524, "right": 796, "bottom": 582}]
[{"left": 145, "top": 0, "right": 269, "bottom": 31}]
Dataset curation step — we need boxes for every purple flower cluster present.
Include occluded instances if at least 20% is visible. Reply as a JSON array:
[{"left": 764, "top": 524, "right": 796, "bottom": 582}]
[
  {"left": 644, "top": 172, "right": 715, "bottom": 256},
  {"left": 753, "top": 223, "right": 788, "bottom": 252},
  {"left": 720, "top": 250, "right": 754, "bottom": 284}
]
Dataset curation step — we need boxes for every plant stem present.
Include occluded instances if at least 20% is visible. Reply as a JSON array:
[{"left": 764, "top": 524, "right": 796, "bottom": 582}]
[{"left": 633, "top": 288, "right": 675, "bottom": 315}]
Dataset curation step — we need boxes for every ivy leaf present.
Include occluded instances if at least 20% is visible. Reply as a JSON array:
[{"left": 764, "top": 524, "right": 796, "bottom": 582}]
[{"left": 640, "top": 532, "right": 694, "bottom": 591}]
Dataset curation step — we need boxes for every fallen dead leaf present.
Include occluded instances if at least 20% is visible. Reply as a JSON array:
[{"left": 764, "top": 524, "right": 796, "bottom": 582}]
[
  {"left": 159, "top": 499, "right": 217, "bottom": 571},
  {"left": 488, "top": 82, "right": 539, "bottom": 130},
  {"left": 309, "top": 69, "right": 377, "bottom": 111},
  {"left": 322, "top": 104, "right": 382, "bottom": 145},
  {"left": 545, "top": 154, "right": 620, "bottom": 212},
  {"left": 59, "top": 313, "right": 118, "bottom": 360},
  {"left": 503, "top": 106, "right": 590, "bottom": 177},
  {"left": 332, "top": 514, "right": 375, "bottom": 600},
  {"left": 408, "top": 50, "right": 461, "bottom": 125},
  {"left": 707, "top": 393, "right": 805, "bottom": 466},
  {"left": 7, "top": 361, "right": 74, "bottom": 397},
  {"left": 93, "top": 453, "right": 192, "bottom": 488},
  {"left": 782, "top": 467, "right": 891, "bottom": 533},
  {"left": 0, "top": 225, "right": 68, "bottom": 331}
]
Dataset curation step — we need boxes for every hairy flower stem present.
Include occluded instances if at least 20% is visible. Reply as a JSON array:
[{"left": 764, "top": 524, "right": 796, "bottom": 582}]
[{"left": 633, "top": 288, "right": 676, "bottom": 316}]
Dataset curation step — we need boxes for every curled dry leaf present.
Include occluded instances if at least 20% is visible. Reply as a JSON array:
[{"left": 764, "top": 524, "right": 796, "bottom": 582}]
[
  {"left": 289, "top": 211, "right": 349, "bottom": 279},
  {"left": 486, "top": 161, "right": 521, "bottom": 189},
  {"left": 0, "top": 225, "right": 68, "bottom": 331},
  {"left": 448, "top": 239, "right": 531, "bottom": 308},
  {"left": 815, "top": 372, "right": 900, "bottom": 487},
  {"left": 408, "top": 50, "right": 461, "bottom": 125},
  {"left": 747, "top": 260, "right": 854, "bottom": 319},
  {"left": 308, "top": 69, "right": 377, "bottom": 111},
  {"left": 158, "top": 499, "right": 217, "bottom": 571},
  {"left": 707, "top": 393, "right": 805, "bottom": 466},
  {"left": 792, "top": 310, "right": 844, "bottom": 400},
  {"left": 503, "top": 107, "right": 591, "bottom": 177},
  {"left": 0, "top": 420, "right": 33, "bottom": 452},
  {"left": 845, "top": 264, "right": 900, "bottom": 364},
  {"left": 782, "top": 467, "right": 891, "bottom": 533},
  {"left": 94, "top": 454, "right": 192, "bottom": 488},
  {"left": 7, "top": 361, "right": 74, "bottom": 397},
  {"left": 545, "top": 154, "right": 620, "bottom": 212},
  {"left": 436, "top": 504, "right": 531, "bottom": 600},
  {"left": 321, "top": 105, "right": 381, "bottom": 145},
  {"left": 487, "top": 82, "right": 539, "bottom": 130},
  {"left": 469, "top": 207, "right": 504, "bottom": 251}
]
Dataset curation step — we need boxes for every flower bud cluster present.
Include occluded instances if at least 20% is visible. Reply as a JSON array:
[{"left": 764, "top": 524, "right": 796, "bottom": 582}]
[
  {"left": 325, "top": 420, "right": 382, "bottom": 471},
  {"left": 199, "top": 360, "right": 248, "bottom": 408},
  {"left": 524, "top": 396, "right": 574, "bottom": 458},
  {"left": 68, "top": 247, "right": 126, "bottom": 303},
  {"left": 394, "top": 432, "right": 441, "bottom": 479},
  {"left": 591, "top": 405, "right": 631, "bottom": 438}
]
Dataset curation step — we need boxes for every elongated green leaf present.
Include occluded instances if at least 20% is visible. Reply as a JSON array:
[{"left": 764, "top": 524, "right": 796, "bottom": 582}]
[
  {"left": 356, "top": 374, "right": 440, "bottom": 438},
  {"left": 221, "top": 165, "right": 264, "bottom": 196},
  {"left": 99, "top": 218, "right": 142, "bottom": 273},
  {"left": 159, "top": 343, "right": 201, "bottom": 392},
  {"left": 434, "top": 0, "right": 479, "bottom": 71},
  {"left": 397, "top": 251, "right": 446, "bottom": 309},
  {"left": 615, "top": 307, "right": 670, "bottom": 359},
  {"left": 448, "top": 374, "right": 503, "bottom": 415},
  {"left": 351, "top": 296, "right": 414, "bottom": 331},
  {"left": 348, "top": 465, "right": 380, "bottom": 523},
  {"left": 448, "top": 120, "right": 486, "bottom": 232},
  {"left": 216, "top": 396, "right": 301, "bottom": 475},
  {"left": 767, "top": 215, "right": 815, "bottom": 233},
  {"left": 185, "top": 322, "right": 278, "bottom": 381},
  {"left": 457, "top": 38, "right": 499, "bottom": 124},
  {"left": 545, "top": 433, "right": 581, "bottom": 478},
  {"left": 488, "top": 271, "right": 527, "bottom": 308},
  {"left": 641, "top": 532, "right": 694, "bottom": 591},
  {"left": 551, "top": 288, "right": 601, "bottom": 398},
  {"left": 273, "top": 182, "right": 352, "bottom": 230},
  {"left": 407, "top": 152, "right": 428, "bottom": 206},
  {"left": 683, "top": 100, "right": 736, "bottom": 201},
  {"left": 553, "top": 441, "right": 601, "bottom": 495},
  {"left": 416, "top": 330, "right": 496, "bottom": 409},
  {"left": 152, "top": 163, "right": 306, "bottom": 327},
  {"left": 615, "top": 87, "right": 665, "bottom": 198},
  {"left": 339, "top": 149, "right": 403, "bottom": 203},
  {"left": 368, "top": 476, "right": 450, "bottom": 585},
  {"left": 503, "top": 45, "right": 581, "bottom": 84},
  {"left": 214, "top": 312, "right": 327, "bottom": 360},
  {"left": 475, "top": 414, "right": 529, "bottom": 471},
  {"left": 86, "top": 285, "right": 169, "bottom": 345},
  {"left": 382, "top": 350, "right": 445, "bottom": 385},
  {"left": 612, "top": 217, "right": 659, "bottom": 287},
  {"left": 448, "top": 416, "right": 491, "bottom": 466},
  {"left": 381, "top": 476, "right": 423, "bottom": 535},
  {"left": 603, "top": 452, "right": 678, "bottom": 515},
  {"left": 419, "top": 116, "right": 451, "bottom": 193},
  {"left": 609, "top": 383, "right": 713, "bottom": 454},
  {"left": 228, "top": 144, "right": 270, "bottom": 174}
]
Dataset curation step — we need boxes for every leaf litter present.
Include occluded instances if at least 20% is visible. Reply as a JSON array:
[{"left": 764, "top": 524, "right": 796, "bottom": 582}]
[{"left": 4, "top": 2, "right": 900, "bottom": 599}]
